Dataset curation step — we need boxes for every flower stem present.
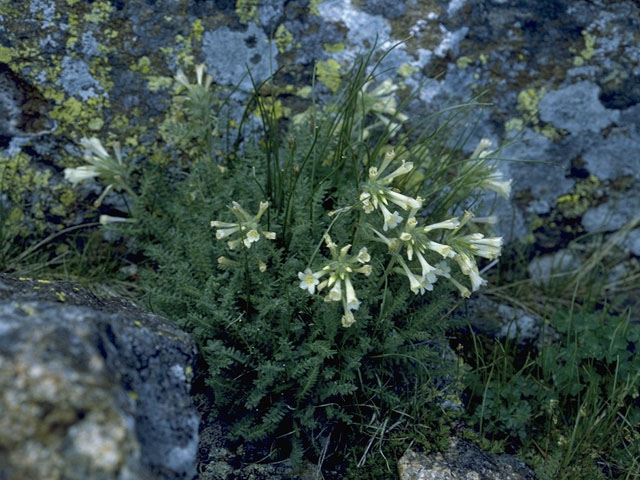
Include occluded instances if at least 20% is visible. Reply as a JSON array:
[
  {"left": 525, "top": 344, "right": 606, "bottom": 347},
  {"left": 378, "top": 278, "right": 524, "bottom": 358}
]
[{"left": 243, "top": 247, "right": 252, "bottom": 314}]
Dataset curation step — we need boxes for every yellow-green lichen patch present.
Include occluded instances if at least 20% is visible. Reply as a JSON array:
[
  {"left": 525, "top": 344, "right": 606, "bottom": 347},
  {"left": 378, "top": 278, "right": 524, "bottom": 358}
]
[
  {"left": 517, "top": 87, "right": 547, "bottom": 119},
  {"left": 55, "top": 291, "right": 66, "bottom": 302},
  {"left": 275, "top": 25, "right": 294, "bottom": 53},
  {"left": 456, "top": 56, "right": 473, "bottom": 68},
  {"left": 323, "top": 42, "right": 345, "bottom": 53},
  {"left": 83, "top": 1, "right": 113, "bottom": 24},
  {"left": 131, "top": 56, "right": 152, "bottom": 75},
  {"left": 513, "top": 87, "right": 563, "bottom": 140},
  {"left": 554, "top": 175, "right": 603, "bottom": 219},
  {"left": 572, "top": 30, "right": 596, "bottom": 67},
  {"left": 88, "top": 117, "right": 104, "bottom": 131},
  {"left": 146, "top": 76, "right": 174, "bottom": 92},
  {"left": 252, "top": 97, "right": 291, "bottom": 120},
  {"left": 19, "top": 304, "right": 36, "bottom": 316},
  {"left": 296, "top": 85, "right": 312, "bottom": 98},
  {"left": 58, "top": 188, "right": 76, "bottom": 207},
  {"left": 316, "top": 59, "right": 342, "bottom": 93},
  {"left": 235, "top": 0, "right": 258, "bottom": 24},
  {"left": 397, "top": 63, "right": 418, "bottom": 78},
  {"left": 0, "top": 151, "right": 67, "bottom": 237},
  {"left": 309, "top": 0, "right": 321, "bottom": 15},
  {"left": 0, "top": 45, "right": 14, "bottom": 63},
  {"left": 505, "top": 118, "right": 524, "bottom": 132},
  {"left": 191, "top": 19, "right": 204, "bottom": 42}
]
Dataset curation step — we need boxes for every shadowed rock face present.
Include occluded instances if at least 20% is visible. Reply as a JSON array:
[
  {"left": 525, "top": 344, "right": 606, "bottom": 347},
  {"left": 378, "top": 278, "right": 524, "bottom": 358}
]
[
  {"left": 0, "top": 62, "right": 55, "bottom": 146},
  {"left": 0, "top": 274, "right": 199, "bottom": 480}
]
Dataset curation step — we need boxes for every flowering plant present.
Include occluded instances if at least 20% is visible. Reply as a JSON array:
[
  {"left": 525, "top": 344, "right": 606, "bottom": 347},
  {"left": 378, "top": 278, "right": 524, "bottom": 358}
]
[{"left": 66, "top": 52, "right": 511, "bottom": 468}]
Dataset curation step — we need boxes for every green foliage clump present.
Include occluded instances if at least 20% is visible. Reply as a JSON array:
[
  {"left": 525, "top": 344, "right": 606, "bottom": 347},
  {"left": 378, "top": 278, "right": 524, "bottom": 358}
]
[
  {"left": 463, "top": 308, "right": 640, "bottom": 479},
  {"left": 66, "top": 49, "right": 510, "bottom": 467}
]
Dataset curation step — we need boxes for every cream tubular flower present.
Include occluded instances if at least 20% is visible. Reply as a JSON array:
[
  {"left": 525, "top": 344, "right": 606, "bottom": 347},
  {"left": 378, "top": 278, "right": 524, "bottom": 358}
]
[
  {"left": 468, "top": 267, "right": 487, "bottom": 291},
  {"left": 216, "top": 226, "right": 240, "bottom": 239},
  {"left": 380, "top": 203, "right": 403, "bottom": 231},
  {"left": 174, "top": 69, "right": 190, "bottom": 89},
  {"left": 341, "top": 310, "right": 356, "bottom": 328},
  {"left": 416, "top": 250, "right": 437, "bottom": 283},
  {"left": 427, "top": 240, "right": 454, "bottom": 258},
  {"left": 357, "top": 247, "right": 371, "bottom": 263},
  {"left": 255, "top": 201, "right": 269, "bottom": 221},
  {"left": 380, "top": 160, "right": 414, "bottom": 184},
  {"left": 482, "top": 171, "right": 512, "bottom": 199},
  {"left": 195, "top": 63, "right": 206, "bottom": 85},
  {"left": 64, "top": 165, "right": 100, "bottom": 185},
  {"left": 344, "top": 277, "right": 360, "bottom": 311},
  {"left": 434, "top": 261, "right": 451, "bottom": 278},
  {"left": 80, "top": 137, "right": 110, "bottom": 160},
  {"left": 471, "top": 138, "right": 493, "bottom": 159},
  {"left": 418, "top": 275, "right": 435, "bottom": 293},
  {"left": 398, "top": 258, "right": 424, "bottom": 294},
  {"left": 370, "top": 227, "right": 400, "bottom": 252},
  {"left": 449, "top": 277, "right": 471, "bottom": 298},
  {"left": 243, "top": 229, "right": 261, "bottom": 248},
  {"left": 454, "top": 251, "right": 476, "bottom": 275},
  {"left": 386, "top": 190, "right": 422, "bottom": 211},
  {"left": 218, "top": 256, "right": 239, "bottom": 266},
  {"left": 211, "top": 201, "right": 275, "bottom": 249},
  {"left": 98, "top": 214, "right": 136, "bottom": 225},
  {"left": 354, "top": 264, "right": 372, "bottom": 276},
  {"left": 422, "top": 217, "right": 461, "bottom": 233},
  {"left": 298, "top": 268, "right": 324, "bottom": 294},
  {"left": 327, "top": 282, "right": 342, "bottom": 302},
  {"left": 466, "top": 234, "right": 503, "bottom": 259}
]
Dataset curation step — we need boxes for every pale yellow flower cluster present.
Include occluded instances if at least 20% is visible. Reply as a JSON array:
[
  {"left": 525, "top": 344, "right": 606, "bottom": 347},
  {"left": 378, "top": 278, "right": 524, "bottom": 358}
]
[
  {"left": 298, "top": 234, "right": 372, "bottom": 327},
  {"left": 174, "top": 63, "right": 213, "bottom": 92},
  {"left": 64, "top": 137, "right": 134, "bottom": 207},
  {"left": 469, "top": 138, "right": 512, "bottom": 200},
  {"left": 210, "top": 201, "right": 276, "bottom": 250},
  {"left": 361, "top": 152, "right": 504, "bottom": 298},
  {"left": 358, "top": 79, "right": 409, "bottom": 139}
]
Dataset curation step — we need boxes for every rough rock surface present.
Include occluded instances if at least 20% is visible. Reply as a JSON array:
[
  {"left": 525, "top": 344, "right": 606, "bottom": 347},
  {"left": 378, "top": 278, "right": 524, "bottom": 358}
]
[
  {"left": 2, "top": 1, "right": 640, "bottom": 476},
  {"left": 398, "top": 440, "right": 535, "bottom": 480},
  {"left": 1, "top": 0, "right": 639, "bottom": 249},
  {"left": 0, "top": 274, "right": 199, "bottom": 480}
]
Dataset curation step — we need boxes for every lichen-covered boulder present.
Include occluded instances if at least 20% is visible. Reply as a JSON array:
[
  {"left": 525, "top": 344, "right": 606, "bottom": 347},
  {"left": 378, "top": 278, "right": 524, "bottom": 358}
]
[
  {"left": 398, "top": 439, "right": 535, "bottom": 480},
  {"left": 0, "top": 274, "right": 199, "bottom": 480},
  {"left": 1, "top": 0, "right": 639, "bottom": 252}
]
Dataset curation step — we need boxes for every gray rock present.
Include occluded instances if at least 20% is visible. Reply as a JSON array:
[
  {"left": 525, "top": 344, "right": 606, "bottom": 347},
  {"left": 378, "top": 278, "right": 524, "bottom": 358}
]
[
  {"left": 583, "top": 126, "right": 640, "bottom": 179},
  {"left": 458, "top": 296, "right": 557, "bottom": 346},
  {"left": 203, "top": 23, "right": 278, "bottom": 91},
  {"left": 625, "top": 228, "right": 640, "bottom": 256},
  {"left": 319, "top": 0, "right": 392, "bottom": 55},
  {"left": 0, "top": 274, "right": 199, "bottom": 480},
  {"left": 398, "top": 440, "right": 535, "bottom": 480},
  {"left": 361, "top": 0, "right": 406, "bottom": 19},
  {"left": 528, "top": 249, "right": 581, "bottom": 286},
  {"left": 538, "top": 81, "right": 619, "bottom": 135},
  {"left": 582, "top": 193, "right": 640, "bottom": 233},
  {"left": 0, "top": 63, "right": 55, "bottom": 141},
  {"left": 59, "top": 56, "right": 103, "bottom": 101},
  {"left": 502, "top": 130, "right": 575, "bottom": 215}
]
